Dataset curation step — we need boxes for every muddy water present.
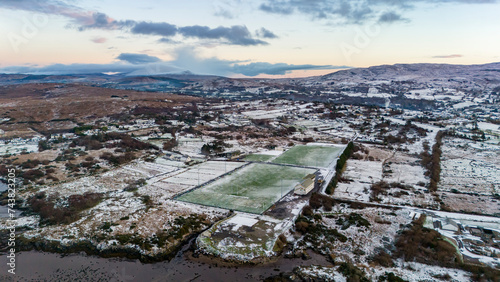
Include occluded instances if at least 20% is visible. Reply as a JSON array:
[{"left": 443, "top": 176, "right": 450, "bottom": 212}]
[{"left": 0, "top": 238, "right": 331, "bottom": 281}]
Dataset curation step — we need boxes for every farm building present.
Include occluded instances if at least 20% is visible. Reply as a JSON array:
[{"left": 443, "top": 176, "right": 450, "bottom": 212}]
[{"left": 294, "top": 174, "right": 316, "bottom": 195}]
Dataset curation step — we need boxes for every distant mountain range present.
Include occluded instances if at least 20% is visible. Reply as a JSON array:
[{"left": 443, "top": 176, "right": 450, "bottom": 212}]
[
  {"left": 1, "top": 62, "right": 499, "bottom": 106},
  {"left": 2, "top": 62, "right": 500, "bottom": 85},
  {"left": 316, "top": 62, "right": 500, "bottom": 84}
]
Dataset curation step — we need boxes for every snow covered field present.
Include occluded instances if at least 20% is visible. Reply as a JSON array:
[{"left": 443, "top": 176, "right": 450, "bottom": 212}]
[
  {"left": 440, "top": 137, "right": 500, "bottom": 194},
  {"left": 141, "top": 161, "right": 245, "bottom": 202},
  {"left": 335, "top": 148, "right": 438, "bottom": 208}
]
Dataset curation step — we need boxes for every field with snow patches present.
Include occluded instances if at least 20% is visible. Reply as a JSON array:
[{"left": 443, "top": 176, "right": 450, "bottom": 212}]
[
  {"left": 175, "top": 136, "right": 214, "bottom": 157},
  {"left": 176, "top": 163, "right": 316, "bottom": 214},
  {"left": 438, "top": 192, "right": 500, "bottom": 216},
  {"left": 197, "top": 194, "right": 309, "bottom": 260},
  {"left": 440, "top": 137, "right": 500, "bottom": 194},
  {"left": 386, "top": 117, "right": 441, "bottom": 154},
  {"left": 370, "top": 261, "right": 472, "bottom": 281},
  {"left": 292, "top": 205, "right": 412, "bottom": 265},
  {"left": 140, "top": 161, "right": 245, "bottom": 202},
  {"left": 197, "top": 213, "right": 283, "bottom": 260},
  {"left": 40, "top": 159, "right": 183, "bottom": 197},
  {"left": 272, "top": 145, "right": 343, "bottom": 168},
  {"left": 11, "top": 195, "right": 228, "bottom": 257},
  {"left": 335, "top": 148, "right": 438, "bottom": 208},
  {"left": 0, "top": 143, "right": 39, "bottom": 155}
]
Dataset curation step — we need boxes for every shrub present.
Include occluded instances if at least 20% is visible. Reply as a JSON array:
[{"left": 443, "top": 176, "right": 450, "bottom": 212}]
[
  {"left": 309, "top": 192, "right": 335, "bottom": 210},
  {"left": 28, "top": 192, "right": 102, "bottom": 225},
  {"left": 163, "top": 139, "right": 178, "bottom": 151},
  {"left": 338, "top": 261, "right": 369, "bottom": 282},
  {"left": 295, "top": 221, "right": 309, "bottom": 233},
  {"left": 372, "top": 250, "right": 394, "bottom": 267},
  {"left": 302, "top": 205, "right": 314, "bottom": 217},
  {"left": 21, "top": 169, "right": 45, "bottom": 182},
  {"left": 393, "top": 215, "right": 457, "bottom": 267},
  {"left": 67, "top": 192, "right": 103, "bottom": 211}
]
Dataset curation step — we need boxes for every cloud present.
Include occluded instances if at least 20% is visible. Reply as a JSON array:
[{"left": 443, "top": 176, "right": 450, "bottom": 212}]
[
  {"left": 129, "top": 22, "right": 269, "bottom": 46},
  {"left": 258, "top": 0, "right": 497, "bottom": 24},
  {"left": 259, "top": 0, "right": 374, "bottom": 24},
  {"left": 0, "top": 0, "right": 275, "bottom": 46},
  {"left": 0, "top": 49, "right": 350, "bottom": 77},
  {"left": 167, "top": 47, "right": 350, "bottom": 76},
  {"left": 256, "top": 28, "right": 278, "bottom": 39},
  {"left": 432, "top": 54, "right": 463, "bottom": 59},
  {"left": 91, "top": 37, "right": 107, "bottom": 44},
  {"left": 378, "top": 11, "right": 407, "bottom": 23},
  {"left": 259, "top": 3, "right": 294, "bottom": 15},
  {"left": 116, "top": 53, "right": 162, "bottom": 65},
  {"left": 213, "top": 0, "right": 239, "bottom": 19},
  {"left": 214, "top": 8, "right": 234, "bottom": 19},
  {"left": 0, "top": 0, "right": 118, "bottom": 29},
  {"left": 231, "top": 62, "right": 350, "bottom": 76},
  {"left": 178, "top": 25, "right": 267, "bottom": 45},
  {"left": 130, "top": 22, "right": 178, "bottom": 37}
]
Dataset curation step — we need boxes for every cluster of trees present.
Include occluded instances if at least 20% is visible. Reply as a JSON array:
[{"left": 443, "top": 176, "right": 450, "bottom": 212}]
[
  {"left": 369, "top": 181, "right": 410, "bottom": 202},
  {"left": 294, "top": 201, "right": 348, "bottom": 256},
  {"left": 337, "top": 261, "right": 370, "bottom": 282},
  {"left": 38, "top": 140, "right": 51, "bottom": 152},
  {"left": 29, "top": 191, "right": 103, "bottom": 224},
  {"left": 20, "top": 169, "right": 45, "bottom": 183},
  {"left": 72, "top": 124, "right": 96, "bottom": 135},
  {"left": 309, "top": 192, "right": 335, "bottom": 211},
  {"left": 70, "top": 132, "right": 158, "bottom": 152},
  {"left": 447, "top": 129, "right": 486, "bottom": 142},
  {"left": 376, "top": 120, "right": 429, "bottom": 145},
  {"left": 336, "top": 213, "right": 371, "bottom": 230},
  {"left": 162, "top": 139, "right": 178, "bottom": 151},
  {"left": 326, "top": 142, "right": 354, "bottom": 194},
  {"left": 420, "top": 131, "right": 445, "bottom": 192},
  {"left": 20, "top": 159, "right": 49, "bottom": 169},
  {"left": 100, "top": 151, "right": 135, "bottom": 166},
  {"left": 123, "top": 178, "right": 147, "bottom": 192},
  {"left": 272, "top": 126, "right": 297, "bottom": 137},
  {"left": 393, "top": 215, "right": 458, "bottom": 267},
  {"left": 13, "top": 159, "right": 59, "bottom": 184},
  {"left": 201, "top": 140, "right": 228, "bottom": 156}
]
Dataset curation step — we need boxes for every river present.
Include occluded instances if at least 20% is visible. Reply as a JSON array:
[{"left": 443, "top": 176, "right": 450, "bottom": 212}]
[{"left": 0, "top": 237, "right": 330, "bottom": 281}]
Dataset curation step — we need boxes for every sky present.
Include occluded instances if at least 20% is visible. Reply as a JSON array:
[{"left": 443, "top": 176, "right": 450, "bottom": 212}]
[{"left": 0, "top": 0, "right": 499, "bottom": 78}]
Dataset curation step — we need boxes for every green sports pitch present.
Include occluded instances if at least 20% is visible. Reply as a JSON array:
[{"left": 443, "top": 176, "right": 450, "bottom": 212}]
[
  {"left": 272, "top": 145, "right": 344, "bottom": 168},
  {"left": 176, "top": 163, "right": 316, "bottom": 214}
]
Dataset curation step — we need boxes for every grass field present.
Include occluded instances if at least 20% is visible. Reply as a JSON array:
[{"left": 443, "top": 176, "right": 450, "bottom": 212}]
[
  {"left": 272, "top": 145, "right": 344, "bottom": 168},
  {"left": 176, "top": 163, "right": 316, "bottom": 214},
  {"left": 243, "top": 154, "right": 275, "bottom": 162}
]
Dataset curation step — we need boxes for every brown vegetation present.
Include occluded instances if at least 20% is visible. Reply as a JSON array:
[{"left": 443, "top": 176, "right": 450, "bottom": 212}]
[
  {"left": 420, "top": 131, "right": 445, "bottom": 192},
  {"left": 393, "top": 215, "right": 458, "bottom": 267},
  {"left": 28, "top": 191, "right": 103, "bottom": 224},
  {"left": 0, "top": 84, "right": 200, "bottom": 134}
]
